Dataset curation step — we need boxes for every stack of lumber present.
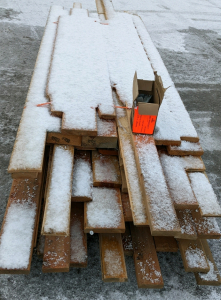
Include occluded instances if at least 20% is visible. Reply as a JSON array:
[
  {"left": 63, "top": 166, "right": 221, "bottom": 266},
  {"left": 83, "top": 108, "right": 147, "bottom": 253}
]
[{"left": 0, "top": 0, "right": 220, "bottom": 289}]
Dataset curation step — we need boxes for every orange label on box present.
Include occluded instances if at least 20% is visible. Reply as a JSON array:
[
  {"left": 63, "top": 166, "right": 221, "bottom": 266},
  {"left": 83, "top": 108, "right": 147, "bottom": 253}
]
[{"left": 132, "top": 107, "right": 157, "bottom": 135}]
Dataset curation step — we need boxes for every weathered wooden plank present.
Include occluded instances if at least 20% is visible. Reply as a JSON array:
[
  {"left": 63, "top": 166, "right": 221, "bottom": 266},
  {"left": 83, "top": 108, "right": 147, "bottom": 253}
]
[
  {"left": 72, "top": 150, "right": 93, "bottom": 202},
  {"left": 47, "top": 132, "right": 82, "bottom": 146},
  {"left": 154, "top": 236, "right": 178, "bottom": 252},
  {"left": 92, "top": 150, "right": 121, "bottom": 188},
  {"left": 120, "top": 166, "right": 128, "bottom": 193},
  {"left": 179, "top": 239, "right": 210, "bottom": 273},
  {"left": 121, "top": 193, "right": 133, "bottom": 222},
  {"left": 42, "top": 235, "right": 70, "bottom": 273},
  {"left": 84, "top": 187, "right": 125, "bottom": 233},
  {"left": 130, "top": 224, "right": 164, "bottom": 288},
  {"left": 98, "top": 149, "right": 118, "bottom": 156},
  {"left": 175, "top": 209, "right": 197, "bottom": 240},
  {"left": 167, "top": 141, "right": 204, "bottom": 156},
  {"left": 195, "top": 240, "right": 221, "bottom": 286},
  {"left": 122, "top": 223, "right": 133, "bottom": 256},
  {"left": 99, "top": 233, "right": 128, "bottom": 282},
  {"left": 70, "top": 203, "right": 87, "bottom": 267}
]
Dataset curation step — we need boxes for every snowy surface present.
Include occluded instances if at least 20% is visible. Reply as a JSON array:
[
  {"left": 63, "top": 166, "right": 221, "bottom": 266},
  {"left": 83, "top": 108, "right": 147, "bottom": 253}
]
[
  {"left": 169, "top": 141, "right": 203, "bottom": 152},
  {"left": 134, "top": 136, "right": 179, "bottom": 231},
  {"left": 0, "top": 202, "right": 36, "bottom": 269},
  {"left": 97, "top": 114, "right": 117, "bottom": 137},
  {"left": 47, "top": 12, "right": 114, "bottom": 132},
  {"left": 70, "top": 219, "right": 87, "bottom": 264},
  {"left": 103, "top": 12, "right": 154, "bottom": 107},
  {"left": 86, "top": 188, "right": 122, "bottom": 228},
  {"left": 159, "top": 153, "right": 197, "bottom": 207},
  {"left": 8, "top": 6, "right": 65, "bottom": 172},
  {"left": 104, "top": 249, "right": 124, "bottom": 276},
  {"left": 185, "top": 247, "right": 208, "bottom": 269},
  {"left": 199, "top": 260, "right": 219, "bottom": 282},
  {"left": 93, "top": 153, "right": 119, "bottom": 183},
  {"left": 43, "top": 146, "right": 74, "bottom": 234},
  {"left": 177, "top": 210, "right": 197, "bottom": 237},
  {"left": 193, "top": 212, "right": 220, "bottom": 235},
  {"left": 182, "top": 156, "right": 205, "bottom": 171},
  {"left": 72, "top": 158, "right": 93, "bottom": 199},
  {"left": 188, "top": 172, "right": 221, "bottom": 216}
]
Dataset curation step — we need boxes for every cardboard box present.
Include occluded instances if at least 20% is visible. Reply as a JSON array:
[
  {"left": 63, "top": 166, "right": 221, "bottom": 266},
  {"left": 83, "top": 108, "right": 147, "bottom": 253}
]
[{"left": 131, "top": 72, "right": 165, "bottom": 135}]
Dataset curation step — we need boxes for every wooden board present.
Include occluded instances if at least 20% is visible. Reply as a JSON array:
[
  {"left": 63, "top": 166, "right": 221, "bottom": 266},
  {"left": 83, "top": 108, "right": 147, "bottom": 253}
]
[
  {"left": 0, "top": 174, "right": 43, "bottom": 274},
  {"left": 130, "top": 224, "right": 164, "bottom": 288},
  {"left": 70, "top": 203, "right": 87, "bottom": 267},
  {"left": 11, "top": 172, "right": 39, "bottom": 179},
  {"left": 178, "top": 239, "right": 210, "bottom": 273},
  {"left": 99, "top": 233, "right": 128, "bottom": 282},
  {"left": 42, "top": 235, "right": 70, "bottom": 273},
  {"left": 98, "top": 149, "right": 118, "bottom": 156},
  {"left": 182, "top": 156, "right": 205, "bottom": 172},
  {"left": 121, "top": 193, "right": 133, "bottom": 222},
  {"left": 120, "top": 166, "right": 128, "bottom": 193},
  {"left": 92, "top": 150, "right": 122, "bottom": 188},
  {"left": 154, "top": 236, "right": 178, "bottom": 252},
  {"left": 167, "top": 141, "right": 204, "bottom": 156},
  {"left": 72, "top": 150, "right": 93, "bottom": 202},
  {"left": 47, "top": 132, "right": 82, "bottom": 146},
  {"left": 121, "top": 223, "right": 133, "bottom": 256},
  {"left": 42, "top": 145, "right": 74, "bottom": 236},
  {"left": 191, "top": 209, "right": 221, "bottom": 239},
  {"left": 175, "top": 210, "right": 197, "bottom": 240},
  {"left": 84, "top": 187, "right": 125, "bottom": 233},
  {"left": 195, "top": 240, "right": 221, "bottom": 286},
  {"left": 132, "top": 135, "right": 180, "bottom": 236}
]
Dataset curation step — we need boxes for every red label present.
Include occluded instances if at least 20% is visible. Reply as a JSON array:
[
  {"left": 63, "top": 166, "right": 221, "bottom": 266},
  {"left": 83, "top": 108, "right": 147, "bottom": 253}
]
[{"left": 132, "top": 107, "right": 157, "bottom": 135}]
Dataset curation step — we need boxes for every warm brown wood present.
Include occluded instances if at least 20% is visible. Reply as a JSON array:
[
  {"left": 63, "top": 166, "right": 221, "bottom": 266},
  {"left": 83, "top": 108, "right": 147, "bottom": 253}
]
[
  {"left": 181, "top": 136, "right": 199, "bottom": 143},
  {"left": 155, "top": 139, "right": 181, "bottom": 146},
  {"left": 132, "top": 135, "right": 180, "bottom": 236},
  {"left": 175, "top": 210, "right": 197, "bottom": 240},
  {"left": 182, "top": 156, "right": 205, "bottom": 172},
  {"left": 121, "top": 193, "right": 133, "bottom": 222},
  {"left": 167, "top": 142, "right": 204, "bottom": 156},
  {"left": 178, "top": 239, "right": 210, "bottom": 273},
  {"left": 121, "top": 223, "right": 133, "bottom": 256},
  {"left": 99, "top": 233, "right": 128, "bottom": 282},
  {"left": 61, "top": 127, "right": 97, "bottom": 137},
  {"left": 11, "top": 172, "right": 39, "bottom": 179},
  {"left": 47, "top": 132, "right": 82, "bottom": 146},
  {"left": 92, "top": 150, "right": 122, "bottom": 188},
  {"left": 72, "top": 150, "right": 92, "bottom": 202},
  {"left": 191, "top": 209, "right": 221, "bottom": 239},
  {"left": 84, "top": 188, "right": 125, "bottom": 233},
  {"left": 154, "top": 236, "right": 178, "bottom": 252},
  {"left": 195, "top": 240, "right": 221, "bottom": 286},
  {"left": 98, "top": 149, "right": 118, "bottom": 156},
  {"left": 42, "top": 235, "right": 70, "bottom": 273},
  {"left": 120, "top": 166, "right": 128, "bottom": 193},
  {"left": 0, "top": 174, "right": 43, "bottom": 274},
  {"left": 70, "top": 203, "right": 87, "bottom": 267},
  {"left": 130, "top": 224, "right": 164, "bottom": 288}
]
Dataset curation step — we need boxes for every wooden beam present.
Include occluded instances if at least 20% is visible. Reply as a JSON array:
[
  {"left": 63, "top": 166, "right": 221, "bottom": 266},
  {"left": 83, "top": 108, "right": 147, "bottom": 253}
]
[
  {"left": 154, "top": 236, "right": 178, "bottom": 252},
  {"left": 175, "top": 210, "right": 197, "bottom": 240},
  {"left": 121, "top": 193, "right": 133, "bottom": 222},
  {"left": 167, "top": 141, "right": 203, "bottom": 156},
  {"left": 46, "top": 132, "right": 81, "bottom": 146}
]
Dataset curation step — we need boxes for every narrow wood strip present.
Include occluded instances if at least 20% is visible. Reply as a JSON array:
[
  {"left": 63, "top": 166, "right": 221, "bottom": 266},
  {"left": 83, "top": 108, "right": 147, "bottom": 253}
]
[
  {"left": 191, "top": 209, "right": 221, "bottom": 239},
  {"left": 72, "top": 150, "right": 93, "bottom": 202},
  {"left": 84, "top": 187, "right": 125, "bottom": 233},
  {"left": 122, "top": 223, "right": 133, "bottom": 256},
  {"left": 0, "top": 174, "right": 43, "bottom": 274},
  {"left": 179, "top": 239, "right": 210, "bottom": 273},
  {"left": 99, "top": 233, "right": 128, "bottom": 282},
  {"left": 121, "top": 193, "right": 133, "bottom": 222},
  {"left": 47, "top": 132, "right": 81, "bottom": 146},
  {"left": 11, "top": 172, "right": 38, "bottom": 179},
  {"left": 182, "top": 156, "right": 205, "bottom": 172},
  {"left": 154, "top": 236, "right": 178, "bottom": 252},
  {"left": 132, "top": 135, "right": 180, "bottom": 236},
  {"left": 42, "top": 145, "right": 74, "bottom": 236},
  {"left": 42, "top": 235, "right": 70, "bottom": 273},
  {"left": 130, "top": 224, "right": 164, "bottom": 288},
  {"left": 167, "top": 141, "right": 204, "bottom": 156},
  {"left": 70, "top": 203, "right": 87, "bottom": 267},
  {"left": 195, "top": 240, "right": 221, "bottom": 286},
  {"left": 98, "top": 149, "right": 118, "bottom": 156},
  {"left": 175, "top": 210, "right": 197, "bottom": 240},
  {"left": 120, "top": 166, "right": 128, "bottom": 193}
]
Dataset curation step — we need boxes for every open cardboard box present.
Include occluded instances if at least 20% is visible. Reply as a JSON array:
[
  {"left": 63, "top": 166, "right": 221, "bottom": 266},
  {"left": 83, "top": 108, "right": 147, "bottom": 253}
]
[{"left": 131, "top": 72, "right": 165, "bottom": 135}]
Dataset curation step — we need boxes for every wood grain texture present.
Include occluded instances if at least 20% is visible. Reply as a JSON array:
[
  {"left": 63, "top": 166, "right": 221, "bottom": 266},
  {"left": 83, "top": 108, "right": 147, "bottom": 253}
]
[
  {"left": 47, "top": 132, "right": 82, "bottom": 146},
  {"left": 121, "top": 193, "right": 133, "bottom": 222},
  {"left": 120, "top": 166, "right": 128, "bottom": 193},
  {"left": 130, "top": 224, "right": 164, "bottom": 288},
  {"left": 154, "top": 236, "right": 178, "bottom": 252},
  {"left": 99, "top": 233, "right": 128, "bottom": 282},
  {"left": 175, "top": 210, "right": 197, "bottom": 240},
  {"left": 70, "top": 203, "right": 87, "bottom": 267}
]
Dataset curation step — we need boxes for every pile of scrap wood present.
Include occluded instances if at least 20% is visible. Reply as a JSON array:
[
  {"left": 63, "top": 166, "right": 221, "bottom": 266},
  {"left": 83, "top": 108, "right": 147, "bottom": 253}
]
[{"left": 0, "top": 0, "right": 220, "bottom": 288}]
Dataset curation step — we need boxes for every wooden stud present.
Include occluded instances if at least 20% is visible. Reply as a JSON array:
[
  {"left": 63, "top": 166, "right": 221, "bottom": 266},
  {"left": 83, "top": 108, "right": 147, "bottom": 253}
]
[
  {"left": 46, "top": 132, "right": 81, "bottom": 146},
  {"left": 175, "top": 210, "right": 197, "bottom": 240},
  {"left": 154, "top": 236, "right": 178, "bottom": 252},
  {"left": 120, "top": 166, "right": 128, "bottom": 193},
  {"left": 167, "top": 142, "right": 204, "bottom": 156},
  {"left": 121, "top": 193, "right": 133, "bottom": 222},
  {"left": 98, "top": 149, "right": 118, "bottom": 156}
]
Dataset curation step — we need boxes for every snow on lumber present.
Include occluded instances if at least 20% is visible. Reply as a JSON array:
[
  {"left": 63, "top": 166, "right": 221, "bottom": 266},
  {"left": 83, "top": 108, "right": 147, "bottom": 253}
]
[
  {"left": 42, "top": 145, "right": 74, "bottom": 235},
  {"left": 47, "top": 12, "right": 115, "bottom": 135},
  {"left": 133, "top": 135, "right": 180, "bottom": 236},
  {"left": 179, "top": 239, "right": 209, "bottom": 272},
  {"left": 8, "top": 6, "right": 66, "bottom": 175},
  {"left": 70, "top": 203, "right": 87, "bottom": 267},
  {"left": 102, "top": 12, "right": 154, "bottom": 107},
  {"left": 84, "top": 187, "right": 125, "bottom": 233},
  {"left": 130, "top": 224, "right": 164, "bottom": 288},
  {"left": 72, "top": 151, "right": 93, "bottom": 202},
  {"left": 159, "top": 152, "right": 198, "bottom": 209},
  {"left": 42, "top": 235, "right": 70, "bottom": 273},
  {"left": 0, "top": 175, "right": 42, "bottom": 273},
  {"left": 99, "top": 233, "right": 128, "bottom": 282},
  {"left": 167, "top": 141, "right": 204, "bottom": 156},
  {"left": 195, "top": 240, "right": 221, "bottom": 286},
  {"left": 92, "top": 151, "right": 121, "bottom": 188},
  {"left": 188, "top": 172, "right": 221, "bottom": 217},
  {"left": 191, "top": 209, "right": 221, "bottom": 239},
  {"left": 175, "top": 210, "right": 197, "bottom": 240},
  {"left": 182, "top": 156, "right": 205, "bottom": 172}
]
